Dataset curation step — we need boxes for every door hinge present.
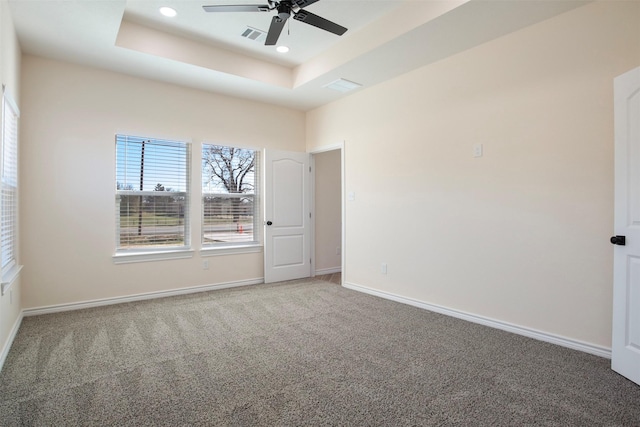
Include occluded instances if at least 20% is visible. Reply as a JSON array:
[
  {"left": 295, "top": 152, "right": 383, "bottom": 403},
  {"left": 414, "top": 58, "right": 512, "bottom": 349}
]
[
  {"left": 309, "top": 212, "right": 312, "bottom": 218},
  {"left": 309, "top": 166, "right": 312, "bottom": 173}
]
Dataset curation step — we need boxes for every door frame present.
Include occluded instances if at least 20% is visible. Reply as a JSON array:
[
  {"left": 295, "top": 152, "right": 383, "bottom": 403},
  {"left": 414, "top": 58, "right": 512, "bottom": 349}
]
[{"left": 310, "top": 142, "right": 345, "bottom": 285}]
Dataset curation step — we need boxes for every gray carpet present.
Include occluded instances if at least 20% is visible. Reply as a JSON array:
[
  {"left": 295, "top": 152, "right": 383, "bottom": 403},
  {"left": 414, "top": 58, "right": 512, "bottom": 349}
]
[{"left": 0, "top": 278, "right": 639, "bottom": 426}]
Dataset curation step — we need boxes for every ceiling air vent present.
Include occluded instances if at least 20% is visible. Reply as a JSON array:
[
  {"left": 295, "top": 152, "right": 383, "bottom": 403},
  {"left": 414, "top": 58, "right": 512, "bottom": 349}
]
[
  {"left": 323, "top": 78, "right": 362, "bottom": 93},
  {"left": 241, "top": 27, "right": 267, "bottom": 43}
]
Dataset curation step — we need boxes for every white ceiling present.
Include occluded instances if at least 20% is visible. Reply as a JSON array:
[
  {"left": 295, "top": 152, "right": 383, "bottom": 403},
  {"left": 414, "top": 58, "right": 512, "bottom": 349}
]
[
  {"left": 8, "top": 0, "right": 589, "bottom": 111},
  {"left": 124, "top": 0, "right": 403, "bottom": 67}
]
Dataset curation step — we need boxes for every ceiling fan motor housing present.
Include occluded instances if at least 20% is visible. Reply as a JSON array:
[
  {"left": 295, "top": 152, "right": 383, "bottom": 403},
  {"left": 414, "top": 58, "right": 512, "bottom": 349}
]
[{"left": 277, "top": 2, "right": 291, "bottom": 20}]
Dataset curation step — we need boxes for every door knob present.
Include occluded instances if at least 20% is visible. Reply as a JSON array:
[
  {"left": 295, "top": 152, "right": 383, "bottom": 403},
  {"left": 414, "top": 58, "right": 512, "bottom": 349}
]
[
  {"left": 610, "top": 235, "right": 626, "bottom": 246},
  {"left": 266, "top": 221, "right": 273, "bottom": 226}
]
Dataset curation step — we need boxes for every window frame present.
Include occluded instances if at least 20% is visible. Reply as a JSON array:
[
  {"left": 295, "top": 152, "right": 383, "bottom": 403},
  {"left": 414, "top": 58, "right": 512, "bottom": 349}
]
[
  {"left": 201, "top": 143, "right": 262, "bottom": 256},
  {"left": 1, "top": 87, "right": 22, "bottom": 294},
  {"left": 113, "top": 134, "right": 193, "bottom": 264}
]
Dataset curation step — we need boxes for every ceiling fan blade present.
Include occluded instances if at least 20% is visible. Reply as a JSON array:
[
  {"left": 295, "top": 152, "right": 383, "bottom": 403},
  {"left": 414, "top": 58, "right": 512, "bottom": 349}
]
[
  {"left": 292, "top": 0, "right": 320, "bottom": 9},
  {"left": 292, "top": 10, "right": 347, "bottom": 36},
  {"left": 265, "top": 15, "right": 287, "bottom": 45},
  {"left": 202, "top": 5, "right": 270, "bottom": 13}
]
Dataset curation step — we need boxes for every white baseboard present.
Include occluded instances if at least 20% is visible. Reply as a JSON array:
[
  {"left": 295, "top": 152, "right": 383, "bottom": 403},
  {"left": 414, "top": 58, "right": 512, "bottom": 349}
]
[
  {"left": 315, "top": 267, "right": 342, "bottom": 276},
  {"left": 23, "top": 278, "right": 264, "bottom": 317},
  {"left": 343, "top": 281, "right": 612, "bottom": 359},
  {"left": 0, "top": 310, "right": 23, "bottom": 373}
]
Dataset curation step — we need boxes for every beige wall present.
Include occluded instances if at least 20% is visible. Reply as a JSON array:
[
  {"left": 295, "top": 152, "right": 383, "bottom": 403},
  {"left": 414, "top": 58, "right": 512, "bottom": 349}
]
[
  {"left": 0, "top": 0, "right": 22, "bottom": 361},
  {"left": 19, "top": 56, "right": 305, "bottom": 309},
  {"left": 306, "top": 1, "right": 640, "bottom": 348},
  {"left": 314, "top": 149, "right": 341, "bottom": 273}
]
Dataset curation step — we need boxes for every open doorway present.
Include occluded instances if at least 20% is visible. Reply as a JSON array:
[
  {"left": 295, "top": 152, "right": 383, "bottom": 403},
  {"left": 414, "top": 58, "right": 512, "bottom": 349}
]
[{"left": 312, "top": 147, "right": 343, "bottom": 285}]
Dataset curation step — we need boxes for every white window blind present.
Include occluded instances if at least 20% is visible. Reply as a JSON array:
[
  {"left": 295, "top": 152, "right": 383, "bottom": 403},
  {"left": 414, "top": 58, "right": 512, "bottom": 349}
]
[
  {"left": 1, "top": 88, "right": 19, "bottom": 273},
  {"left": 115, "top": 135, "right": 190, "bottom": 251},
  {"left": 202, "top": 144, "right": 259, "bottom": 246}
]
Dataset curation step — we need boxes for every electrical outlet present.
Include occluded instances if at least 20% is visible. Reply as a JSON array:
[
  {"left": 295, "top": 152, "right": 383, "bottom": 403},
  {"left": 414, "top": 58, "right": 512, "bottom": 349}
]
[
  {"left": 336, "top": 247, "right": 341, "bottom": 256},
  {"left": 202, "top": 260, "right": 209, "bottom": 270},
  {"left": 473, "top": 143, "right": 483, "bottom": 158},
  {"left": 381, "top": 263, "right": 387, "bottom": 275}
]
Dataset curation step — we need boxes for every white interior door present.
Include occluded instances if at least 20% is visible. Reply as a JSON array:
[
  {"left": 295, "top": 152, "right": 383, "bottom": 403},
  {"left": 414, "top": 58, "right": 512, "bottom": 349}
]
[
  {"left": 264, "top": 149, "right": 311, "bottom": 283},
  {"left": 612, "top": 66, "right": 640, "bottom": 386}
]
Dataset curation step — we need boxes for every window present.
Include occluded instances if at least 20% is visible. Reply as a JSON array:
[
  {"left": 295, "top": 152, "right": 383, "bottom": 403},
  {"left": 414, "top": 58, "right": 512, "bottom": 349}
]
[
  {"left": 1, "top": 87, "right": 21, "bottom": 294},
  {"left": 202, "top": 144, "right": 259, "bottom": 247},
  {"left": 115, "top": 135, "right": 190, "bottom": 253}
]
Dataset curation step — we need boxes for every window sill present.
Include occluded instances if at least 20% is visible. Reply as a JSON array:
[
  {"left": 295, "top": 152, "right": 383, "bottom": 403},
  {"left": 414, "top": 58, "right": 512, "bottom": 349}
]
[
  {"left": 113, "top": 248, "right": 194, "bottom": 264},
  {"left": 201, "top": 244, "right": 263, "bottom": 257},
  {"left": 1, "top": 264, "right": 23, "bottom": 295}
]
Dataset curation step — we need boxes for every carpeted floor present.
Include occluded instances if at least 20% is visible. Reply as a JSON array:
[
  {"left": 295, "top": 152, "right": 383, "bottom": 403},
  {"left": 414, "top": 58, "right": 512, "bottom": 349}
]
[
  {"left": 315, "top": 272, "right": 341, "bottom": 285},
  {"left": 1, "top": 278, "right": 639, "bottom": 426}
]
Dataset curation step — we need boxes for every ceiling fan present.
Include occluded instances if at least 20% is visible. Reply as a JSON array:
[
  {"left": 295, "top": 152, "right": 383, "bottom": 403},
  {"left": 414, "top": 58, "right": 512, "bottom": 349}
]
[{"left": 202, "top": 0, "right": 348, "bottom": 46}]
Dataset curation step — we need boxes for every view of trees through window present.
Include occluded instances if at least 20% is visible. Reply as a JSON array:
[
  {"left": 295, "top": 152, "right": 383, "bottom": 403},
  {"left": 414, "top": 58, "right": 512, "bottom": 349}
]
[
  {"left": 116, "top": 183, "right": 187, "bottom": 247},
  {"left": 202, "top": 144, "right": 258, "bottom": 245},
  {"left": 115, "top": 136, "right": 189, "bottom": 250},
  {"left": 115, "top": 136, "right": 258, "bottom": 251}
]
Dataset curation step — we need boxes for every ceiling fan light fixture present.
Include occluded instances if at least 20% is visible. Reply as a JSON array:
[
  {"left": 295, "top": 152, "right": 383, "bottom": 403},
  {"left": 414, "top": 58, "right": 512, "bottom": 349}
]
[
  {"left": 276, "top": 46, "right": 289, "bottom": 53},
  {"left": 159, "top": 7, "right": 177, "bottom": 17},
  {"left": 324, "top": 78, "right": 362, "bottom": 93}
]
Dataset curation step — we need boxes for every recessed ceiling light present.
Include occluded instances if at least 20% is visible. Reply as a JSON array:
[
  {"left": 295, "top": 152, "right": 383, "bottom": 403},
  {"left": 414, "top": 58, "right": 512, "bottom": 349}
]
[
  {"left": 159, "top": 7, "right": 177, "bottom": 17},
  {"left": 276, "top": 46, "right": 290, "bottom": 53}
]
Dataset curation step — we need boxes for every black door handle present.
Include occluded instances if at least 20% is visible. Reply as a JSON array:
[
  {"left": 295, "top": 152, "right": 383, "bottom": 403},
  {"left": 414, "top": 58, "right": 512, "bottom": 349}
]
[
  {"left": 610, "top": 235, "right": 626, "bottom": 246},
  {"left": 266, "top": 221, "right": 273, "bottom": 226}
]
